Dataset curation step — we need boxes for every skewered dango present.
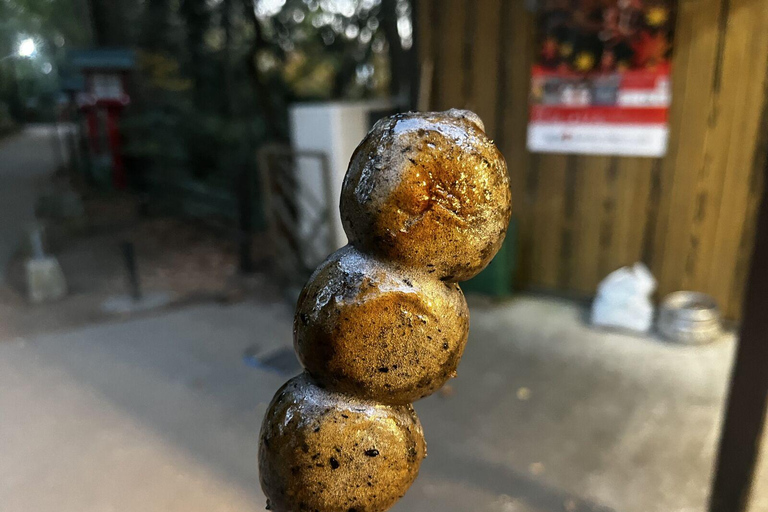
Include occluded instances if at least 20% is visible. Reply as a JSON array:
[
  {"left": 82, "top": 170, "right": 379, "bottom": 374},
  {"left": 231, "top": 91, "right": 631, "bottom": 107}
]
[{"left": 259, "top": 110, "right": 512, "bottom": 512}]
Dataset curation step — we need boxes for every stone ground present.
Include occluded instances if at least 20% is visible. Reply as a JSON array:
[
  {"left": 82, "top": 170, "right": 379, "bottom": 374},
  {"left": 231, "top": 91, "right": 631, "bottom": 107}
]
[
  {"left": 1, "top": 125, "right": 766, "bottom": 512},
  {"left": 0, "top": 126, "right": 270, "bottom": 339},
  {"left": 0, "top": 293, "right": 765, "bottom": 512}
]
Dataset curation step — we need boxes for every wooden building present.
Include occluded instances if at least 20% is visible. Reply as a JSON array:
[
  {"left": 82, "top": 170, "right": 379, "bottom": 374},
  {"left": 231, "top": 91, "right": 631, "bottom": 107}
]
[{"left": 416, "top": 0, "right": 768, "bottom": 319}]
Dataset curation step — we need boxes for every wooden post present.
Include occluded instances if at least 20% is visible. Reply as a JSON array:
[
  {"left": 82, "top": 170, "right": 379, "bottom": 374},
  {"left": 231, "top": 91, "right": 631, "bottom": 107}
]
[{"left": 709, "top": 148, "right": 768, "bottom": 512}]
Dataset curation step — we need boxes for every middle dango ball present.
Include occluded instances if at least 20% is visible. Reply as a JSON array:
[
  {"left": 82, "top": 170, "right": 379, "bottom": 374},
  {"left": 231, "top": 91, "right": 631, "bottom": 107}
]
[{"left": 294, "top": 245, "right": 469, "bottom": 405}]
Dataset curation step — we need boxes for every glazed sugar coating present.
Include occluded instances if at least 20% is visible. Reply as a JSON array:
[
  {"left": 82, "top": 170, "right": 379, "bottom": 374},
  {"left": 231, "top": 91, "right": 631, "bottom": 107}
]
[
  {"left": 340, "top": 109, "right": 512, "bottom": 282},
  {"left": 294, "top": 245, "right": 469, "bottom": 404},
  {"left": 259, "top": 373, "right": 426, "bottom": 512},
  {"left": 258, "top": 109, "right": 511, "bottom": 512}
]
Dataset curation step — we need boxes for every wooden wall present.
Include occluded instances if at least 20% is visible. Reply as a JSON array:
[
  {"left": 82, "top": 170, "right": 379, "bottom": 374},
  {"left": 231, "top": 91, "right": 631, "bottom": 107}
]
[{"left": 417, "top": 0, "right": 768, "bottom": 319}]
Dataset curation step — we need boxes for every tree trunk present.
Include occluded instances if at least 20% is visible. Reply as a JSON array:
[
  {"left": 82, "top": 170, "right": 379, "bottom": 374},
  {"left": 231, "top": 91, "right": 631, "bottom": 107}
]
[
  {"left": 139, "top": 0, "right": 173, "bottom": 52},
  {"left": 241, "top": 0, "right": 285, "bottom": 140},
  {"left": 221, "top": 0, "right": 235, "bottom": 117},
  {"left": 180, "top": 0, "right": 210, "bottom": 110},
  {"left": 87, "top": 0, "right": 134, "bottom": 46},
  {"left": 380, "top": 0, "right": 413, "bottom": 106}
]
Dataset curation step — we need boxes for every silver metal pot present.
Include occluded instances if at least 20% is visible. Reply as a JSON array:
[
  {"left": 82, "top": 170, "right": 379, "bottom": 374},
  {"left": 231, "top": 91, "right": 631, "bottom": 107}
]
[{"left": 658, "top": 291, "right": 722, "bottom": 345}]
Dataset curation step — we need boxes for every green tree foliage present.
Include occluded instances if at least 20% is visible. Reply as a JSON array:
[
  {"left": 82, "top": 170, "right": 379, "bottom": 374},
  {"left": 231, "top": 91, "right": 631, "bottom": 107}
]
[
  {"left": 0, "top": 0, "right": 93, "bottom": 121},
  {"left": 139, "top": 0, "right": 176, "bottom": 53},
  {"left": 0, "top": 0, "right": 409, "bottom": 193},
  {"left": 124, "top": 0, "right": 412, "bottom": 186},
  {"left": 255, "top": 0, "right": 391, "bottom": 99},
  {"left": 1, "top": 0, "right": 92, "bottom": 50},
  {"left": 87, "top": 0, "right": 139, "bottom": 46}
]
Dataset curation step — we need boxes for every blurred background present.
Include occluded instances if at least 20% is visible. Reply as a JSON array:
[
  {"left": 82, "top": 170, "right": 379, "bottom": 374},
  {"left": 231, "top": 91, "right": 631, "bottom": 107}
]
[{"left": 0, "top": 1, "right": 767, "bottom": 511}]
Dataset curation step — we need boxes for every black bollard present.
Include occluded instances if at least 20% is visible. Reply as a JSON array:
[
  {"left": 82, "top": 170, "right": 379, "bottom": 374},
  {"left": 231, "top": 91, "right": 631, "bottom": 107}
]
[
  {"left": 121, "top": 241, "right": 142, "bottom": 301},
  {"left": 236, "top": 169, "right": 254, "bottom": 274}
]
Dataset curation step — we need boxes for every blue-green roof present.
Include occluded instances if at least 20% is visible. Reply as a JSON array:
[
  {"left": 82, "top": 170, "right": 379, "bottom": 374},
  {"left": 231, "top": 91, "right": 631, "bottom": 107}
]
[
  {"left": 59, "top": 73, "right": 86, "bottom": 91},
  {"left": 68, "top": 48, "right": 136, "bottom": 70}
]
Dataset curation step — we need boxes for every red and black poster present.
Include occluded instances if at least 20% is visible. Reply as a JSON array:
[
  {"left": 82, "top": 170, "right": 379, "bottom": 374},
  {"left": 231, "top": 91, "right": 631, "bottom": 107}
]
[{"left": 528, "top": 1, "right": 676, "bottom": 157}]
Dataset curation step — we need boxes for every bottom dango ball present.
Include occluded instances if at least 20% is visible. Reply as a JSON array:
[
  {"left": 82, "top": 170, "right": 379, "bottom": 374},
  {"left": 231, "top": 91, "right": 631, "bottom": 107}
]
[{"left": 259, "top": 373, "right": 427, "bottom": 512}]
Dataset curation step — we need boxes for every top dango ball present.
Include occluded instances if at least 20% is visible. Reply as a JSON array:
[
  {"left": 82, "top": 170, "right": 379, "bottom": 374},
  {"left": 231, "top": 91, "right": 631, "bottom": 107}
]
[{"left": 340, "top": 109, "right": 512, "bottom": 282}]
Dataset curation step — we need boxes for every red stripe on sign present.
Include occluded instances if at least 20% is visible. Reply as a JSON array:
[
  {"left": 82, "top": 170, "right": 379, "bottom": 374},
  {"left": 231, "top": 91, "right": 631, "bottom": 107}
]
[
  {"left": 530, "top": 105, "right": 669, "bottom": 125},
  {"left": 620, "top": 70, "right": 666, "bottom": 89}
]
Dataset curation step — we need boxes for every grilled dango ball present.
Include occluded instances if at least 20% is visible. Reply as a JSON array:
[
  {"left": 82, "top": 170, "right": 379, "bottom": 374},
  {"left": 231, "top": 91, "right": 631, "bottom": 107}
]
[
  {"left": 259, "top": 373, "right": 426, "bottom": 512},
  {"left": 340, "top": 109, "right": 512, "bottom": 282},
  {"left": 294, "top": 245, "right": 469, "bottom": 405}
]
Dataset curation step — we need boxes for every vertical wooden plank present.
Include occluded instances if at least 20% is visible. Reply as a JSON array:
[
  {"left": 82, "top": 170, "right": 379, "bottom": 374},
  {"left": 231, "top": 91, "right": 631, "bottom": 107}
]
[
  {"left": 435, "top": 0, "right": 468, "bottom": 110},
  {"left": 679, "top": 0, "right": 744, "bottom": 300},
  {"left": 530, "top": 154, "right": 568, "bottom": 288},
  {"left": 613, "top": 158, "right": 654, "bottom": 270},
  {"left": 525, "top": 0, "right": 569, "bottom": 290},
  {"left": 707, "top": 0, "right": 768, "bottom": 319},
  {"left": 469, "top": 0, "right": 502, "bottom": 137},
  {"left": 596, "top": 157, "right": 621, "bottom": 280},
  {"left": 494, "top": 0, "right": 511, "bottom": 148},
  {"left": 653, "top": 0, "right": 724, "bottom": 300},
  {"left": 499, "top": 0, "right": 535, "bottom": 289},
  {"left": 557, "top": 155, "right": 579, "bottom": 288},
  {"left": 728, "top": 163, "right": 766, "bottom": 318},
  {"left": 416, "top": 0, "right": 435, "bottom": 109},
  {"left": 729, "top": 151, "right": 766, "bottom": 319},
  {"left": 573, "top": 157, "right": 655, "bottom": 292},
  {"left": 567, "top": 159, "right": 655, "bottom": 295},
  {"left": 729, "top": 23, "right": 768, "bottom": 320},
  {"left": 641, "top": 159, "right": 664, "bottom": 268},
  {"left": 461, "top": 0, "right": 478, "bottom": 104},
  {"left": 569, "top": 156, "right": 613, "bottom": 293},
  {"left": 647, "top": 0, "right": 698, "bottom": 283}
]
